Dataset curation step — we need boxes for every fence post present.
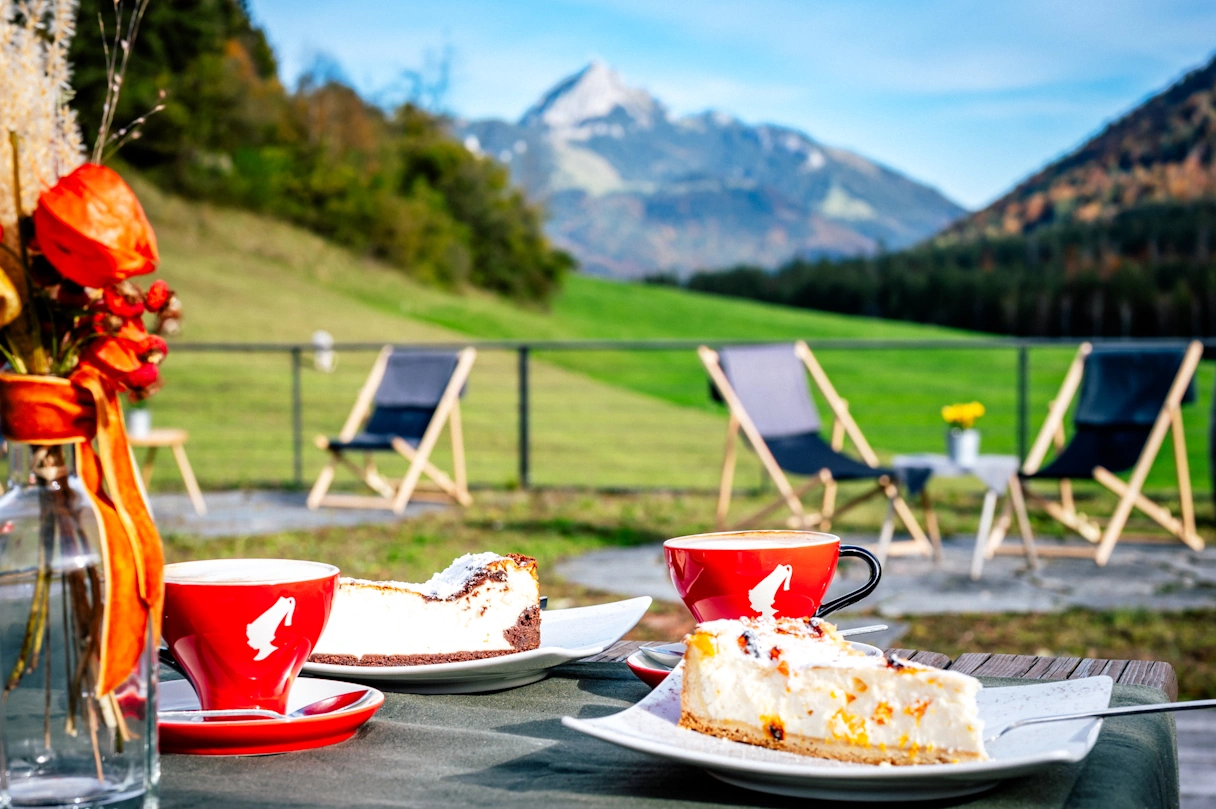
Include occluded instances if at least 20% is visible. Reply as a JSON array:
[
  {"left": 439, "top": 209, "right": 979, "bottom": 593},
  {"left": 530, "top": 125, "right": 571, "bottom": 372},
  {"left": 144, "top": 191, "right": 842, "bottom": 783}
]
[
  {"left": 1017, "top": 344, "right": 1028, "bottom": 462},
  {"left": 291, "top": 346, "right": 303, "bottom": 487},
  {"left": 518, "top": 346, "right": 530, "bottom": 489}
]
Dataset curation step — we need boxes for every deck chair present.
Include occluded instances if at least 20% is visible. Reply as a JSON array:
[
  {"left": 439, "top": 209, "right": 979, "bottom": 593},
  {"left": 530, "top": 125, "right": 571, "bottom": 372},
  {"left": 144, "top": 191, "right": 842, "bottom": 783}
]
[
  {"left": 700, "top": 342, "right": 934, "bottom": 562},
  {"left": 981, "top": 341, "right": 1204, "bottom": 571},
  {"left": 307, "top": 346, "right": 477, "bottom": 515}
]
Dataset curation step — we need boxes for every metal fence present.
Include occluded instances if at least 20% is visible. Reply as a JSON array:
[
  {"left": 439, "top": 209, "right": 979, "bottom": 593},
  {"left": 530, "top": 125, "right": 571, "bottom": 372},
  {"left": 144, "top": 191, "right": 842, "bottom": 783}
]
[{"left": 146, "top": 338, "right": 1215, "bottom": 495}]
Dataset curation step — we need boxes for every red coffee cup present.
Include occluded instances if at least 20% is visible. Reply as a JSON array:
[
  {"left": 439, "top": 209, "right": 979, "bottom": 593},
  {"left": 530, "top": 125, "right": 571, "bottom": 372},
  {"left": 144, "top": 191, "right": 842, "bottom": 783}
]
[
  {"left": 162, "top": 559, "right": 340, "bottom": 713},
  {"left": 663, "top": 530, "right": 880, "bottom": 622}
]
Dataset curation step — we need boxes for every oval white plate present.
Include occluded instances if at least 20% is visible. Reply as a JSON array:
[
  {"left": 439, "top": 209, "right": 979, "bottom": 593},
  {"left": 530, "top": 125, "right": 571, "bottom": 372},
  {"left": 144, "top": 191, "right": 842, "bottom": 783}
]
[
  {"left": 302, "top": 596, "right": 651, "bottom": 694},
  {"left": 563, "top": 667, "right": 1111, "bottom": 802}
]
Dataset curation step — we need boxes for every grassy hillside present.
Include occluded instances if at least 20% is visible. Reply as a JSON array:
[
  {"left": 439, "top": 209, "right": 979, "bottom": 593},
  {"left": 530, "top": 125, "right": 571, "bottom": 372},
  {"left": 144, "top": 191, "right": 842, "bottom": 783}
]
[{"left": 135, "top": 179, "right": 1212, "bottom": 498}]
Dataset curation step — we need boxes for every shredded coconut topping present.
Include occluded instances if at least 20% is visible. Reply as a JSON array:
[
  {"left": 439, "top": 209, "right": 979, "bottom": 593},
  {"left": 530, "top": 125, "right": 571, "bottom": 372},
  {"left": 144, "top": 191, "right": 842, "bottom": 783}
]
[
  {"left": 414, "top": 552, "right": 504, "bottom": 598},
  {"left": 340, "top": 552, "right": 508, "bottom": 599}
]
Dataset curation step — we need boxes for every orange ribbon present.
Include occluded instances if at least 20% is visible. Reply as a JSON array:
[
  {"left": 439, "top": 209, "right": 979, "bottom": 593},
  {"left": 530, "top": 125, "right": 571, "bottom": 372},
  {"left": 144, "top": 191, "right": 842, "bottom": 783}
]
[{"left": 0, "top": 370, "right": 164, "bottom": 697}]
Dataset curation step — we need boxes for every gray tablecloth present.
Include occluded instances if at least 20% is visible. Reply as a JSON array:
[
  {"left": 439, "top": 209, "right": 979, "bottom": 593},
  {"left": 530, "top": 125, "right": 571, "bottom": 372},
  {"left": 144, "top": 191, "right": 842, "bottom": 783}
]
[
  {"left": 893, "top": 453, "right": 1022, "bottom": 495},
  {"left": 160, "top": 664, "right": 1178, "bottom": 809}
]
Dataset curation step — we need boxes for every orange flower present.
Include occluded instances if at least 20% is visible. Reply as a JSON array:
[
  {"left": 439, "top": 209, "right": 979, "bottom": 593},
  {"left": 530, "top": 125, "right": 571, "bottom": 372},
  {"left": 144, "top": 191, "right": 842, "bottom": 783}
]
[
  {"left": 33, "top": 164, "right": 158, "bottom": 288},
  {"left": 81, "top": 337, "right": 142, "bottom": 380}
]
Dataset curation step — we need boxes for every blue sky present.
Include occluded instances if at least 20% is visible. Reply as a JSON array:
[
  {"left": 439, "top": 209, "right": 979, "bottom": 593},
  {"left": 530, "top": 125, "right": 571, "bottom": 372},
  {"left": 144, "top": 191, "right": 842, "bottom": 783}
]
[{"left": 250, "top": 0, "right": 1216, "bottom": 210}]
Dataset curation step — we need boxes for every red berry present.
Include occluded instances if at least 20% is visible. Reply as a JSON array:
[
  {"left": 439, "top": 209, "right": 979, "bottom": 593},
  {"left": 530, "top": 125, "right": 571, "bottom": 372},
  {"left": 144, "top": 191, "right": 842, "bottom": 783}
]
[
  {"left": 124, "top": 363, "right": 159, "bottom": 390},
  {"left": 138, "top": 335, "right": 168, "bottom": 363},
  {"left": 90, "top": 312, "right": 123, "bottom": 335},
  {"left": 102, "top": 282, "right": 144, "bottom": 318},
  {"left": 145, "top": 280, "right": 172, "bottom": 313}
]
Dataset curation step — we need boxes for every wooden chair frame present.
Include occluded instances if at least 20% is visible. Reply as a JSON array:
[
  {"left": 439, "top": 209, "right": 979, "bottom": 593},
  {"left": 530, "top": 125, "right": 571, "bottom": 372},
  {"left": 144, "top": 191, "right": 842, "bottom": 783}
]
[
  {"left": 700, "top": 342, "right": 934, "bottom": 563},
  {"left": 982, "top": 340, "right": 1204, "bottom": 570},
  {"left": 307, "top": 346, "right": 477, "bottom": 515}
]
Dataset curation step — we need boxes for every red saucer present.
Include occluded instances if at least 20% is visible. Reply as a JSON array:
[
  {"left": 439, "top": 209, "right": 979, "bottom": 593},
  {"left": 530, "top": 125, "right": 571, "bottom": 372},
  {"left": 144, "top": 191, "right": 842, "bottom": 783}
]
[
  {"left": 159, "top": 677, "right": 384, "bottom": 755},
  {"left": 626, "top": 651, "right": 673, "bottom": 689}
]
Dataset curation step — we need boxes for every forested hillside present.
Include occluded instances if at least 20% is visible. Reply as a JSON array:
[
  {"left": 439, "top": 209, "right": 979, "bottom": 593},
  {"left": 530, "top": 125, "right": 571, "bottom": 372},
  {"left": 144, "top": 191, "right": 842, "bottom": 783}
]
[
  {"left": 685, "top": 202, "right": 1216, "bottom": 337},
  {"left": 67, "top": 0, "right": 572, "bottom": 300},
  {"left": 943, "top": 54, "right": 1216, "bottom": 242}
]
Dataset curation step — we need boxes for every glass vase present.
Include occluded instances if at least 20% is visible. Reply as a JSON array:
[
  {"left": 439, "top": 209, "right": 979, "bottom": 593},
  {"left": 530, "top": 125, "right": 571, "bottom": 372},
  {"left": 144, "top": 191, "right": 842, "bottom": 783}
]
[{"left": 0, "top": 443, "right": 158, "bottom": 808}]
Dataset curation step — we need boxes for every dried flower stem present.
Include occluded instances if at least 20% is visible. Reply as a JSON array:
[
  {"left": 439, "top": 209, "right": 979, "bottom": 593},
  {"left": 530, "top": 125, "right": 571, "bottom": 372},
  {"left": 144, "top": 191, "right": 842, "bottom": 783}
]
[
  {"left": 92, "top": 0, "right": 152, "bottom": 163},
  {"left": 8, "top": 130, "right": 27, "bottom": 269},
  {"left": 61, "top": 570, "right": 76, "bottom": 736},
  {"left": 5, "top": 130, "right": 48, "bottom": 374},
  {"left": 43, "top": 613, "right": 51, "bottom": 748},
  {"left": 85, "top": 693, "right": 103, "bottom": 782},
  {"left": 4, "top": 527, "right": 48, "bottom": 693}
]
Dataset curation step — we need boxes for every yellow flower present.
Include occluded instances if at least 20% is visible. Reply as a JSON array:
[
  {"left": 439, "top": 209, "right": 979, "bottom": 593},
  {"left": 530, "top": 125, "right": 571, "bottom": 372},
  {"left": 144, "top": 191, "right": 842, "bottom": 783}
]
[{"left": 942, "top": 401, "right": 985, "bottom": 429}]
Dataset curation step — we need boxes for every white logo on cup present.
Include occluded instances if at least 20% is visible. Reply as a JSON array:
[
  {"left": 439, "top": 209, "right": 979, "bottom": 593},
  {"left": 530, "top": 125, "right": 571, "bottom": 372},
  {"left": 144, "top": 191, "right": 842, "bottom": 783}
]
[
  {"left": 246, "top": 596, "right": 296, "bottom": 661},
  {"left": 748, "top": 565, "right": 793, "bottom": 620}
]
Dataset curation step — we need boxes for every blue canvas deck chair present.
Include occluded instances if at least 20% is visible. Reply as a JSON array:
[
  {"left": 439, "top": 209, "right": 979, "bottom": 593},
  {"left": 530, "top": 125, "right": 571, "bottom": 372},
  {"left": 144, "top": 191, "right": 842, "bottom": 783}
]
[
  {"left": 699, "top": 342, "right": 934, "bottom": 562},
  {"left": 307, "top": 346, "right": 477, "bottom": 514},
  {"left": 980, "top": 341, "right": 1205, "bottom": 572}
]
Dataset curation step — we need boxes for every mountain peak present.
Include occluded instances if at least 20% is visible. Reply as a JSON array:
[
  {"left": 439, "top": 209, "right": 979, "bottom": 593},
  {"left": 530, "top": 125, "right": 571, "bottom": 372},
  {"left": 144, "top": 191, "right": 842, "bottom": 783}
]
[
  {"left": 460, "top": 63, "right": 964, "bottom": 277},
  {"left": 521, "top": 61, "right": 662, "bottom": 131}
]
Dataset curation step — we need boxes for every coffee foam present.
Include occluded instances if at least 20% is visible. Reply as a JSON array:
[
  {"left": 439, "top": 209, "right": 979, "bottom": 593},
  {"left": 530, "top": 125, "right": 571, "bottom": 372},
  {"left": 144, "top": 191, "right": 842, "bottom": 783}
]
[
  {"left": 664, "top": 532, "right": 838, "bottom": 550},
  {"left": 164, "top": 559, "right": 338, "bottom": 585}
]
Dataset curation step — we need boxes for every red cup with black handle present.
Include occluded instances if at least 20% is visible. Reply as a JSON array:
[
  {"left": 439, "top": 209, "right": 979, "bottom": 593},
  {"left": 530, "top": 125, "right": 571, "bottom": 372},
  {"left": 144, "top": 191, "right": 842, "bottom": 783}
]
[{"left": 663, "top": 530, "right": 880, "bottom": 622}]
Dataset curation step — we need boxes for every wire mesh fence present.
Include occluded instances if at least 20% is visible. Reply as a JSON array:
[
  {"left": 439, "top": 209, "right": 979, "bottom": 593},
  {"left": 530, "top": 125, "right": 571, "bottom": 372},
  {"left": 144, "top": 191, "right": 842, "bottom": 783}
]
[{"left": 141, "top": 339, "right": 1215, "bottom": 496}]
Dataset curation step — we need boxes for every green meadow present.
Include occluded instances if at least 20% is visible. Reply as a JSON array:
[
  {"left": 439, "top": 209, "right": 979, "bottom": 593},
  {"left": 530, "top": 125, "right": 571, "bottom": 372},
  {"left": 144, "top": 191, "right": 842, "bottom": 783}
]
[{"left": 136, "top": 180, "right": 1213, "bottom": 498}]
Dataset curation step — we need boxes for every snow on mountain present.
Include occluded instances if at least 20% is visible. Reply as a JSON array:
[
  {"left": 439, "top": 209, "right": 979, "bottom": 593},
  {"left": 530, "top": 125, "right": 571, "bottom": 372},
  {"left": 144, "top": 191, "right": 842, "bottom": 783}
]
[
  {"left": 521, "top": 61, "right": 662, "bottom": 134},
  {"left": 455, "top": 64, "right": 966, "bottom": 278}
]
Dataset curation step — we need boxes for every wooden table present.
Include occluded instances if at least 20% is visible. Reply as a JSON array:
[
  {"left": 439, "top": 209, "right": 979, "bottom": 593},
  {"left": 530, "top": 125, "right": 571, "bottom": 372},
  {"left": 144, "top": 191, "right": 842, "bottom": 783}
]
[
  {"left": 128, "top": 428, "right": 207, "bottom": 515},
  {"left": 590, "top": 640, "right": 1179, "bottom": 699}
]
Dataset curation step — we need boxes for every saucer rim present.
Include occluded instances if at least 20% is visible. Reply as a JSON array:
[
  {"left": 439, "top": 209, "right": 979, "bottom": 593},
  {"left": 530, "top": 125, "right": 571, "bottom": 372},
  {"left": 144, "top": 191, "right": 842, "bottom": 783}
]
[{"left": 157, "top": 678, "right": 384, "bottom": 729}]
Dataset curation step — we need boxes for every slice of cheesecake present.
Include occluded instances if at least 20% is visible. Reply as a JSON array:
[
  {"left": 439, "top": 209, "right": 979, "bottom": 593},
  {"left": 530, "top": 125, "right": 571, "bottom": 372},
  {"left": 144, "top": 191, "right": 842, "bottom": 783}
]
[
  {"left": 310, "top": 553, "right": 541, "bottom": 665},
  {"left": 680, "top": 617, "right": 987, "bottom": 765}
]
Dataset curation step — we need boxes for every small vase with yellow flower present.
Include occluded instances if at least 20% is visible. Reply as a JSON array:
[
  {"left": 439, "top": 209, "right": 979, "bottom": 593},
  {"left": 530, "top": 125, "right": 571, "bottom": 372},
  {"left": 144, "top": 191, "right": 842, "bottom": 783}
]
[{"left": 941, "top": 401, "right": 985, "bottom": 468}]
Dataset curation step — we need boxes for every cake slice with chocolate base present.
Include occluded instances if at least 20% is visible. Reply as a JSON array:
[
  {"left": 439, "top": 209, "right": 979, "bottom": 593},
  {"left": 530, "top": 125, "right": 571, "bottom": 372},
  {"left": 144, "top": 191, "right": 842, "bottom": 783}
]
[{"left": 310, "top": 553, "right": 541, "bottom": 666}]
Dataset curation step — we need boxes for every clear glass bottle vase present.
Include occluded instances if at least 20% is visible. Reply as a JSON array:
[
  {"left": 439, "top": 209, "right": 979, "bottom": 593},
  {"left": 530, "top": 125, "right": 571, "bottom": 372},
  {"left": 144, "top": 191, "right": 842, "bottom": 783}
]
[{"left": 0, "top": 443, "right": 158, "bottom": 808}]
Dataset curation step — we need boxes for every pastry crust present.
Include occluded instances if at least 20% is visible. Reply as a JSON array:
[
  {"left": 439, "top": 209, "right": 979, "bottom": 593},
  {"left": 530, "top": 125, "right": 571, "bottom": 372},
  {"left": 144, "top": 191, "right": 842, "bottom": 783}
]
[{"left": 678, "top": 711, "right": 979, "bottom": 766}]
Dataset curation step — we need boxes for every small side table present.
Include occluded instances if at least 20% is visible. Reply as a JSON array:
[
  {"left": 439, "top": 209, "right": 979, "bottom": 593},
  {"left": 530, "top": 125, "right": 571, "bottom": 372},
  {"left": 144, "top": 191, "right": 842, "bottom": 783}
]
[
  {"left": 892, "top": 453, "right": 1025, "bottom": 579},
  {"left": 127, "top": 428, "right": 207, "bottom": 515}
]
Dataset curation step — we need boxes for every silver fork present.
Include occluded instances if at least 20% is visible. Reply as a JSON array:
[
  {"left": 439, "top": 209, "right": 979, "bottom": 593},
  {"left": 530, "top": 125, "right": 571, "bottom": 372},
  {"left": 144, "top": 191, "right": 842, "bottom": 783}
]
[{"left": 985, "top": 697, "right": 1216, "bottom": 743}]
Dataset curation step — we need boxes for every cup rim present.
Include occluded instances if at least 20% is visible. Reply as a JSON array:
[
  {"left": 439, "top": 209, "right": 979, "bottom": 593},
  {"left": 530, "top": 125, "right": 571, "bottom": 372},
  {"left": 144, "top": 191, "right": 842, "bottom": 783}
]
[
  {"left": 163, "top": 558, "right": 340, "bottom": 586},
  {"left": 663, "top": 529, "right": 841, "bottom": 550}
]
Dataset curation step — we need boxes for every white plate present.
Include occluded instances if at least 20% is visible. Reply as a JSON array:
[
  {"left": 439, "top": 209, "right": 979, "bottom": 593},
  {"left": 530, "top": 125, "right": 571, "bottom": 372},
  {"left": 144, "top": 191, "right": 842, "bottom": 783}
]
[
  {"left": 301, "top": 596, "right": 651, "bottom": 694},
  {"left": 563, "top": 667, "right": 1111, "bottom": 802}
]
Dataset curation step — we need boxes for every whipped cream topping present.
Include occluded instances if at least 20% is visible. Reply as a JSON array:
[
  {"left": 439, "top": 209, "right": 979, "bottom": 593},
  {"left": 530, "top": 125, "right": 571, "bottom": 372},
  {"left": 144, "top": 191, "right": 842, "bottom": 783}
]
[{"left": 342, "top": 552, "right": 509, "bottom": 600}]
